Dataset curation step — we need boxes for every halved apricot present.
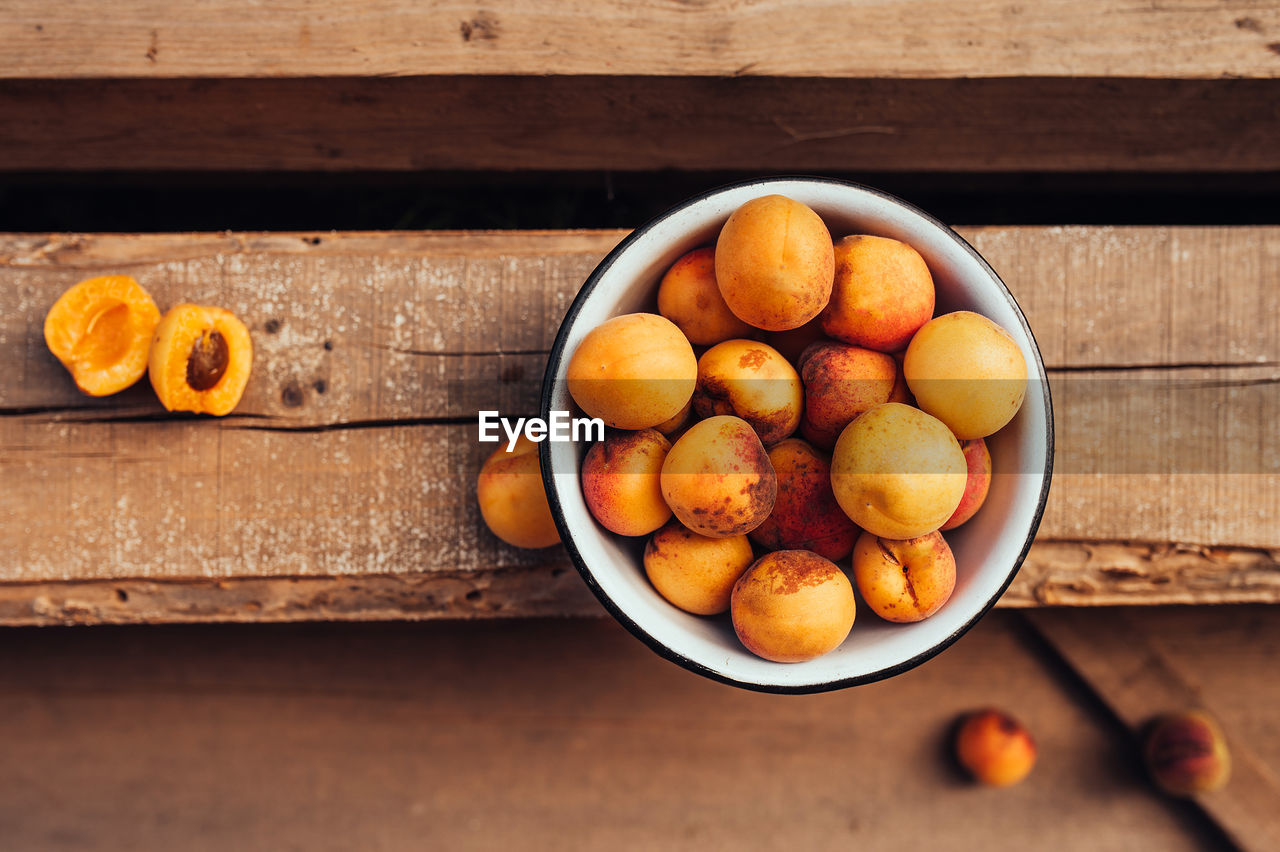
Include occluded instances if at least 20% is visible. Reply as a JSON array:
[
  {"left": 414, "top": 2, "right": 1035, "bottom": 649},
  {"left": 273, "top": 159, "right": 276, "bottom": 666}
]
[
  {"left": 149, "top": 304, "right": 253, "bottom": 416},
  {"left": 43, "top": 275, "right": 161, "bottom": 396}
]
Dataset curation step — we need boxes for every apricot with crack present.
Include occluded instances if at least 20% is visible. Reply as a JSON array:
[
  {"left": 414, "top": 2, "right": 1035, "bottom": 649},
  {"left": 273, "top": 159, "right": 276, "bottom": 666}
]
[
  {"left": 750, "top": 439, "right": 859, "bottom": 561},
  {"left": 477, "top": 435, "right": 560, "bottom": 549},
  {"left": 731, "top": 550, "right": 856, "bottom": 663},
  {"left": 955, "top": 709, "right": 1037, "bottom": 787},
  {"left": 660, "top": 415, "right": 776, "bottom": 538},
  {"left": 44, "top": 275, "right": 161, "bottom": 396},
  {"left": 567, "top": 312, "right": 697, "bottom": 430},
  {"left": 692, "top": 339, "right": 802, "bottom": 446},
  {"left": 852, "top": 530, "right": 955, "bottom": 622},
  {"left": 149, "top": 304, "right": 253, "bottom": 416},
  {"left": 657, "top": 247, "right": 755, "bottom": 345},
  {"left": 715, "top": 195, "right": 834, "bottom": 331},
  {"left": 644, "top": 521, "right": 754, "bottom": 615},
  {"left": 581, "top": 429, "right": 672, "bottom": 537}
]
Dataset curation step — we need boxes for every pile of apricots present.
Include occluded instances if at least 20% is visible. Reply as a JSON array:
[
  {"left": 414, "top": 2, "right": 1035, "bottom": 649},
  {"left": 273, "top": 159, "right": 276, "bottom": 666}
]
[
  {"left": 480, "top": 194, "right": 1028, "bottom": 664},
  {"left": 44, "top": 275, "right": 252, "bottom": 415}
]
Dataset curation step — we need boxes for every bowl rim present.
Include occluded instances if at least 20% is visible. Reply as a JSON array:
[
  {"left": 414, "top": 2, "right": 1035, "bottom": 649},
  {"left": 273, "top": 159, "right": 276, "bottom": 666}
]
[{"left": 539, "top": 175, "right": 1054, "bottom": 694}]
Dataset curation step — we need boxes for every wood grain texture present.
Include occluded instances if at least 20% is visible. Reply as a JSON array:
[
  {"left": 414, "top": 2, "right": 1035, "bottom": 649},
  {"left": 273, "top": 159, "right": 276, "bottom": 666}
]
[
  {"left": 1029, "top": 608, "right": 1280, "bottom": 851},
  {"left": 2, "top": 1, "right": 1279, "bottom": 79},
  {"left": 0, "top": 613, "right": 1229, "bottom": 850},
  {"left": 0, "top": 542, "right": 1275, "bottom": 626},
  {"left": 4, "top": 77, "right": 1279, "bottom": 173},
  {"left": 1, "top": 227, "right": 1278, "bottom": 619}
]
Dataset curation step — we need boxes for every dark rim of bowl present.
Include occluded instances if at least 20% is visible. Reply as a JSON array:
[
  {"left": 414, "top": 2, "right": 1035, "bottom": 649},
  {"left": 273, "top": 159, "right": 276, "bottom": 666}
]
[{"left": 539, "top": 175, "right": 1054, "bottom": 695}]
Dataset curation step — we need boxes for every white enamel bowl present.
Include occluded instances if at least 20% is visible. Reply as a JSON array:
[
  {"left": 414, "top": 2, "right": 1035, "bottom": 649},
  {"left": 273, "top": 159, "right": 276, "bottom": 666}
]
[{"left": 540, "top": 177, "right": 1053, "bottom": 693}]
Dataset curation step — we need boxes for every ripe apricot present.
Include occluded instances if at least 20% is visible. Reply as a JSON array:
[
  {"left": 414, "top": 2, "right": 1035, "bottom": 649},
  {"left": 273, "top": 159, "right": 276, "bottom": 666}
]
[
  {"left": 692, "top": 339, "right": 802, "bottom": 446},
  {"left": 581, "top": 429, "right": 673, "bottom": 537},
  {"left": 852, "top": 530, "right": 956, "bottom": 622},
  {"left": 750, "top": 439, "right": 858, "bottom": 561},
  {"left": 941, "top": 438, "right": 992, "bottom": 531},
  {"left": 904, "top": 311, "right": 1028, "bottom": 440},
  {"left": 821, "top": 235, "right": 934, "bottom": 353},
  {"left": 149, "top": 304, "right": 253, "bottom": 416},
  {"left": 1144, "top": 711, "right": 1231, "bottom": 796},
  {"left": 566, "top": 313, "right": 697, "bottom": 430},
  {"left": 715, "top": 195, "right": 834, "bottom": 331},
  {"left": 798, "top": 341, "right": 897, "bottom": 450},
  {"left": 43, "top": 275, "right": 161, "bottom": 396},
  {"left": 656, "top": 247, "right": 755, "bottom": 345},
  {"left": 477, "top": 435, "right": 561, "bottom": 549},
  {"left": 955, "top": 709, "right": 1037, "bottom": 787},
  {"left": 830, "top": 403, "right": 967, "bottom": 539},
  {"left": 660, "top": 415, "right": 776, "bottom": 538},
  {"left": 643, "top": 521, "right": 754, "bottom": 615},
  {"left": 731, "top": 550, "right": 856, "bottom": 663}
]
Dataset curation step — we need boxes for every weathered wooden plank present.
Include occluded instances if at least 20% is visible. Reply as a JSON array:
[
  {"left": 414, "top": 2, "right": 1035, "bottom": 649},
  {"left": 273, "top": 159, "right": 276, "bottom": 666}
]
[
  {"left": 0, "top": 541, "right": 1275, "bottom": 626},
  {"left": 0, "top": 613, "right": 1228, "bottom": 850},
  {"left": 1, "top": 227, "right": 1278, "bottom": 610},
  {"left": 3, "top": 77, "right": 1278, "bottom": 173},
  {"left": 2, "top": 1, "right": 1278, "bottom": 79},
  {"left": 1029, "top": 608, "right": 1280, "bottom": 851}
]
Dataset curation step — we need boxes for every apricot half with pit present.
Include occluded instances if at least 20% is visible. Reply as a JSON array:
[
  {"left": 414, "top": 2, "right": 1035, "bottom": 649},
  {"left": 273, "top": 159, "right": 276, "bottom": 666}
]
[
  {"left": 44, "top": 275, "right": 161, "bottom": 396},
  {"left": 149, "top": 304, "right": 253, "bottom": 416}
]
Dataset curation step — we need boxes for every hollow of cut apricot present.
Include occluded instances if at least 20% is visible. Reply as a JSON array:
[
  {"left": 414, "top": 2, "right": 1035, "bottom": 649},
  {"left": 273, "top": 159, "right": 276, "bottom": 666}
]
[
  {"left": 149, "top": 304, "right": 253, "bottom": 416},
  {"left": 43, "top": 275, "right": 162, "bottom": 396}
]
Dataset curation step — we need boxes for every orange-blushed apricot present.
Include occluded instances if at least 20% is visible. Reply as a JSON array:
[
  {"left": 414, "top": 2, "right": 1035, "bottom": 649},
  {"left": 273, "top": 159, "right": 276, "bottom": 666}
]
[
  {"left": 657, "top": 247, "right": 755, "bottom": 345},
  {"left": 566, "top": 313, "right": 697, "bottom": 430},
  {"left": 660, "top": 415, "right": 776, "bottom": 538},
  {"left": 477, "top": 435, "right": 561, "bottom": 549},
  {"left": 149, "top": 304, "right": 253, "bottom": 416},
  {"left": 692, "top": 339, "right": 802, "bottom": 446},
  {"left": 43, "top": 275, "right": 161, "bottom": 396},
  {"left": 821, "top": 235, "right": 934, "bottom": 353},
  {"left": 715, "top": 195, "right": 835, "bottom": 331},
  {"left": 731, "top": 550, "right": 856, "bottom": 662},
  {"left": 643, "top": 521, "right": 754, "bottom": 615},
  {"left": 581, "top": 429, "right": 673, "bottom": 537},
  {"left": 852, "top": 530, "right": 956, "bottom": 622},
  {"left": 750, "top": 439, "right": 859, "bottom": 562}
]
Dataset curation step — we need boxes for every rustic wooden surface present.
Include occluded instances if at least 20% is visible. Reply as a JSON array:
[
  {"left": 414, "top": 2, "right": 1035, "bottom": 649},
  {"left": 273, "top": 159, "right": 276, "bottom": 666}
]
[
  {"left": 1, "top": 227, "right": 1278, "bottom": 623},
  {"left": 1029, "top": 608, "right": 1280, "bottom": 851},
  {"left": 4, "top": 77, "right": 1278, "bottom": 173},
  {"left": 3, "top": 1, "right": 1279, "bottom": 79},
  {"left": 0, "top": 610, "right": 1242, "bottom": 851}
]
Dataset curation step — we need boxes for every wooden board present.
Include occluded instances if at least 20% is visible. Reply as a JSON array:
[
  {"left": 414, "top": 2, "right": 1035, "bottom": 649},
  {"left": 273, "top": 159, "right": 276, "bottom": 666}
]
[
  {"left": 0, "top": 612, "right": 1232, "bottom": 850},
  {"left": 1029, "top": 608, "right": 1280, "bottom": 851},
  {"left": 2, "top": 227, "right": 1278, "bottom": 623},
  {"left": 3, "top": 1, "right": 1278, "bottom": 79},
  {"left": 4, "top": 77, "right": 1279, "bottom": 173}
]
